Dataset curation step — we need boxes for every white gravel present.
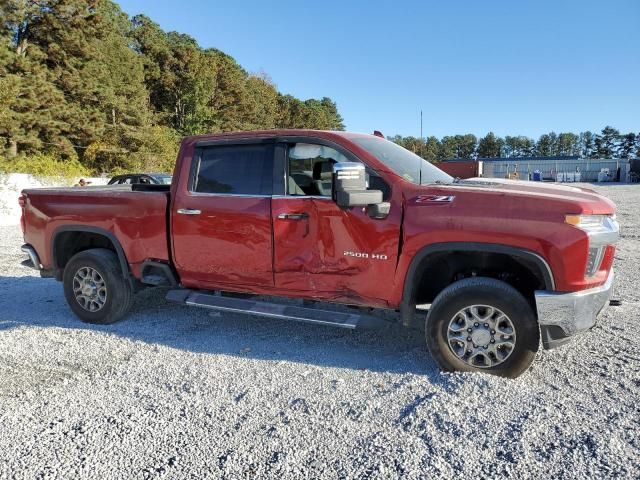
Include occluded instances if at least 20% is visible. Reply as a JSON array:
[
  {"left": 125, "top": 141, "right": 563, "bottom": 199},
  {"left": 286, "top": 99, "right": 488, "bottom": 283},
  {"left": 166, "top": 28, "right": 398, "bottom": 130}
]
[{"left": 1, "top": 184, "right": 639, "bottom": 479}]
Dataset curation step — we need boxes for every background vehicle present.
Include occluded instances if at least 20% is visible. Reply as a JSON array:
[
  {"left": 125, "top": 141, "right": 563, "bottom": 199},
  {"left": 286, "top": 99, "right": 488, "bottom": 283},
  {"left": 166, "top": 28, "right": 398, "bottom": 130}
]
[
  {"left": 19, "top": 130, "right": 619, "bottom": 377},
  {"left": 108, "top": 173, "right": 172, "bottom": 185}
]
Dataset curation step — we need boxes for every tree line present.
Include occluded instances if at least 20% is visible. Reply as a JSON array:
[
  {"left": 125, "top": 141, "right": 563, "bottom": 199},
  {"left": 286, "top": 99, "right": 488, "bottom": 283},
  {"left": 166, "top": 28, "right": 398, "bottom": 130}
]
[
  {"left": 0, "top": 0, "right": 344, "bottom": 173},
  {"left": 1, "top": 1, "right": 636, "bottom": 175},
  {"left": 390, "top": 126, "right": 639, "bottom": 163}
]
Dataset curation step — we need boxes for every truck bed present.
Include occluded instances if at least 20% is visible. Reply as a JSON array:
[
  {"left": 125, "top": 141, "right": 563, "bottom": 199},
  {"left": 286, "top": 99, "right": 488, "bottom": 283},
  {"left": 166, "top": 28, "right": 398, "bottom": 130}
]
[{"left": 21, "top": 185, "right": 170, "bottom": 277}]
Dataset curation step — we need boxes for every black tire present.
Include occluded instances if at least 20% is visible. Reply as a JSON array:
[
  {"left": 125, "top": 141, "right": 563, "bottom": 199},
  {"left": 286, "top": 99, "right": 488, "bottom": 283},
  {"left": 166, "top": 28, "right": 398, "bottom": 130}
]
[
  {"left": 63, "top": 248, "right": 133, "bottom": 324},
  {"left": 425, "top": 277, "right": 539, "bottom": 378}
]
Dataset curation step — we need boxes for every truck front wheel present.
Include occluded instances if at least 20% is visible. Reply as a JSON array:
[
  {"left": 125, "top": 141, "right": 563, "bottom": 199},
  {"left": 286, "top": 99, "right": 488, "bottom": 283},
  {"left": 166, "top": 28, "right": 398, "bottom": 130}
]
[
  {"left": 63, "top": 248, "right": 133, "bottom": 324},
  {"left": 425, "top": 277, "right": 539, "bottom": 378}
]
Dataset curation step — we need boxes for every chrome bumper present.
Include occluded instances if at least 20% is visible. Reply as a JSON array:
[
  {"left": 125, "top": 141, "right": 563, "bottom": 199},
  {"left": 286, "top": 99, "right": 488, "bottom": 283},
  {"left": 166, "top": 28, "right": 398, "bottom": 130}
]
[
  {"left": 535, "top": 270, "right": 614, "bottom": 349},
  {"left": 21, "top": 244, "right": 41, "bottom": 270}
]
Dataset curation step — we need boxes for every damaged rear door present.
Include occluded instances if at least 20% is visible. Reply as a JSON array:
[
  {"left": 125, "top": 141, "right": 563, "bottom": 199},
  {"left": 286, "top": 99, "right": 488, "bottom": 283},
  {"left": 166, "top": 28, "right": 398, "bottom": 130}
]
[{"left": 271, "top": 139, "right": 401, "bottom": 306}]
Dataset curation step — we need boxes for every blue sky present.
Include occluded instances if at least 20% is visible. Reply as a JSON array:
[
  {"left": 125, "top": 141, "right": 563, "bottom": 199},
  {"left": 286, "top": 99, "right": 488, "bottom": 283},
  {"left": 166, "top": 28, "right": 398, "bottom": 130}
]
[{"left": 117, "top": 0, "right": 639, "bottom": 139}]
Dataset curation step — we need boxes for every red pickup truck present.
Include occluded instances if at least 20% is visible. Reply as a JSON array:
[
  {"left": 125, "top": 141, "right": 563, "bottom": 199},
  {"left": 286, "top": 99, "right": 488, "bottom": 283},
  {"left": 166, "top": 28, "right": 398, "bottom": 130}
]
[{"left": 19, "top": 130, "right": 619, "bottom": 377}]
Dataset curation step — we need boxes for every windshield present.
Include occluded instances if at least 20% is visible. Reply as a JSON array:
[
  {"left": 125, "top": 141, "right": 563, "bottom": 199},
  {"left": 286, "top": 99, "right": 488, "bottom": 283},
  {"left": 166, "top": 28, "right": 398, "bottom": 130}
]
[
  {"left": 351, "top": 136, "right": 453, "bottom": 185},
  {"left": 156, "top": 175, "right": 172, "bottom": 185}
]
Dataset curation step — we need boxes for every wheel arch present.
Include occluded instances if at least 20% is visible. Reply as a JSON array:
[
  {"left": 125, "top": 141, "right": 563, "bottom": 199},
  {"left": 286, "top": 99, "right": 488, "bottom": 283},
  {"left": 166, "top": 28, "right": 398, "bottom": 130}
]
[
  {"left": 51, "top": 225, "right": 131, "bottom": 281},
  {"left": 400, "top": 242, "right": 555, "bottom": 326}
]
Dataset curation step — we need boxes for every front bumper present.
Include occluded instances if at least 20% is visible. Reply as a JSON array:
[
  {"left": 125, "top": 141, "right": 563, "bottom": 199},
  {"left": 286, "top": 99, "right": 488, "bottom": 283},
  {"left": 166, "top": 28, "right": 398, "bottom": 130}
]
[{"left": 535, "top": 270, "right": 614, "bottom": 349}]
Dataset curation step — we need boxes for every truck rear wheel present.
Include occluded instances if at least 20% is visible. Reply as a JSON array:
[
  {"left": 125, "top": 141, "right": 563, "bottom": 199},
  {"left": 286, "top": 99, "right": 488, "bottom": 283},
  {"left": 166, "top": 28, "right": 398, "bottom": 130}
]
[
  {"left": 425, "top": 277, "right": 539, "bottom": 378},
  {"left": 63, "top": 248, "right": 133, "bottom": 324}
]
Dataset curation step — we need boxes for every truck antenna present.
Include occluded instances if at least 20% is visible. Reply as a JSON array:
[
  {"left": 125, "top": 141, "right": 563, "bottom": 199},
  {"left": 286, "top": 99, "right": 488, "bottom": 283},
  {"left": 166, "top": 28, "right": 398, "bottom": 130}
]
[{"left": 419, "top": 110, "right": 423, "bottom": 184}]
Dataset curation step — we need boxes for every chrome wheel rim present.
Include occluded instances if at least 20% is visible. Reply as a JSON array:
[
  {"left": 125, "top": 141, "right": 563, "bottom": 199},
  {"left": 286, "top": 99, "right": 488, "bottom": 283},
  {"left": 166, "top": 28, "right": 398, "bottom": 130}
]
[
  {"left": 72, "top": 266, "right": 107, "bottom": 312},
  {"left": 446, "top": 305, "right": 516, "bottom": 368}
]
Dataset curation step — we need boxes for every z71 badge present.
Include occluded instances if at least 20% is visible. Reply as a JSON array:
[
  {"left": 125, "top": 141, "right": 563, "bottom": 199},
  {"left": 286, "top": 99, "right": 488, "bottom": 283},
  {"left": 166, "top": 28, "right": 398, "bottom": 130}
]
[
  {"left": 415, "top": 195, "right": 455, "bottom": 204},
  {"left": 344, "top": 251, "right": 388, "bottom": 260}
]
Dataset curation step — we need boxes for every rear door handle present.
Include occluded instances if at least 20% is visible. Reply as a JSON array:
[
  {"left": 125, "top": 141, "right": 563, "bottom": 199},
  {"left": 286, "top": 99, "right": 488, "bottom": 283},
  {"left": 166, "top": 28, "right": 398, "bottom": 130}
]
[
  {"left": 277, "top": 213, "right": 309, "bottom": 220},
  {"left": 177, "top": 208, "right": 201, "bottom": 215}
]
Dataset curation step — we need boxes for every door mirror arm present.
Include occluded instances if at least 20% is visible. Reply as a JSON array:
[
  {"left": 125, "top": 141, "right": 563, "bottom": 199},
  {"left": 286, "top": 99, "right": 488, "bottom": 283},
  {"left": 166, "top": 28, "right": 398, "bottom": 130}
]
[{"left": 366, "top": 202, "right": 391, "bottom": 219}]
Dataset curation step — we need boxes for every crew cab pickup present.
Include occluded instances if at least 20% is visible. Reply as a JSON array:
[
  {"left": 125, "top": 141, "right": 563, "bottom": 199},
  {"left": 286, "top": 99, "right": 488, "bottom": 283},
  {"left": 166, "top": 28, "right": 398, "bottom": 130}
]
[{"left": 19, "top": 130, "right": 619, "bottom": 377}]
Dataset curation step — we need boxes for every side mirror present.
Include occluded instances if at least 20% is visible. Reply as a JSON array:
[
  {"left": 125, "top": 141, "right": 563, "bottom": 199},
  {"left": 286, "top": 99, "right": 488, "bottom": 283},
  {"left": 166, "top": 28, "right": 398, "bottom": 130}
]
[{"left": 333, "top": 162, "right": 385, "bottom": 210}]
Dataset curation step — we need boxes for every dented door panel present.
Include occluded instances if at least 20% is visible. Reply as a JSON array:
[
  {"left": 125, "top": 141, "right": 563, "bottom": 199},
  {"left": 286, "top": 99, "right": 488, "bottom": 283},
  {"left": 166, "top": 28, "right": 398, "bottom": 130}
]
[{"left": 272, "top": 197, "right": 401, "bottom": 305}]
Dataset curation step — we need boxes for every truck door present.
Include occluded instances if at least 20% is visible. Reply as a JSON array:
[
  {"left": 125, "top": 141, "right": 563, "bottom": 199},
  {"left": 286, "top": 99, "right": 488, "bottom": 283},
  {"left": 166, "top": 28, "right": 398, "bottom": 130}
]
[
  {"left": 271, "top": 140, "right": 401, "bottom": 306},
  {"left": 172, "top": 141, "right": 275, "bottom": 289}
]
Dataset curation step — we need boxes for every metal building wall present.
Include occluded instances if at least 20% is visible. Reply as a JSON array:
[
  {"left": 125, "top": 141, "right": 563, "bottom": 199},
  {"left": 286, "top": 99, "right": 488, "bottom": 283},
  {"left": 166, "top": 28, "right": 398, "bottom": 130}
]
[{"left": 482, "top": 159, "right": 623, "bottom": 182}]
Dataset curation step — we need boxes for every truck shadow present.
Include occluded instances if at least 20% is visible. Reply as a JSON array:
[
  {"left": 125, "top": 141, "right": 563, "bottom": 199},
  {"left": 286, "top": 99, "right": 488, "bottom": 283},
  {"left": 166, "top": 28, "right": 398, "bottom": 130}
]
[{"left": 0, "top": 275, "right": 444, "bottom": 380}]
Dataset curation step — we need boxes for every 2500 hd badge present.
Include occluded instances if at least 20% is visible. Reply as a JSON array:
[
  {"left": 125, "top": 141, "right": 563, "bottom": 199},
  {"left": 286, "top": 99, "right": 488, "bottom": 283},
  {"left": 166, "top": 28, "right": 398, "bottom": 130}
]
[{"left": 343, "top": 251, "right": 389, "bottom": 260}]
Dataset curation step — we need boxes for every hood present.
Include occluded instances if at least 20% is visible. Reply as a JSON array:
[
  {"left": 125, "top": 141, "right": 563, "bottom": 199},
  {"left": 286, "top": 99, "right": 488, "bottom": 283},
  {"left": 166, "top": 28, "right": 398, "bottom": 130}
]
[{"left": 441, "top": 177, "right": 616, "bottom": 215}]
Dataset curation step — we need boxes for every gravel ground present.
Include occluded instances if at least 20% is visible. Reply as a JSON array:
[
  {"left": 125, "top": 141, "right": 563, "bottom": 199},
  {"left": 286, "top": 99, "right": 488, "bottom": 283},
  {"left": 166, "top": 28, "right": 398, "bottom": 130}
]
[{"left": 1, "top": 184, "right": 639, "bottom": 479}]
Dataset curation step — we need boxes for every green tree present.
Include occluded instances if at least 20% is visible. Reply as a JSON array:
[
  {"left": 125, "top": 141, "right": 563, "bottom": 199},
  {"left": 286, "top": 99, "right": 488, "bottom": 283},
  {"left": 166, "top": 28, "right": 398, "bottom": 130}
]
[
  {"left": 536, "top": 133, "right": 554, "bottom": 156},
  {"left": 0, "top": 0, "right": 69, "bottom": 156},
  {"left": 131, "top": 15, "right": 206, "bottom": 132},
  {"left": 455, "top": 134, "right": 477, "bottom": 159},
  {"left": 244, "top": 73, "right": 279, "bottom": 130},
  {"left": 557, "top": 132, "right": 579, "bottom": 156},
  {"left": 1, "top": 0, "right": 153, "bottom": 168},
  {"left": 595, "top": 126, "right": 621, "bottom": 158},
  {"left": 477, "top": 132, "right": 504, "bottom": 158},
  {"left": 131, "top": 14, "right": 344, "bottom": 135},
  {"left": 439, "top": 134, "right": 477, "bottom": 159},
  {"left": 389, "top": 135, "right": 443, "bottom": 162},
  {"left": 440, "top": 136, "right": 457, "bottom": 159},
  {"left": 547, "top": 132, "right": 559, "bottom": 155},
  {"left": 276, "top": 94, "right": 304, "bottom": 128},
  {"left": 276, "top": 95, "right": 344, "bottom": 130},
  {"left": 423, "top": 136, "right": 441, "bottom": 162},
  {"left": 504, "top": 136, "right": 535, "bottom": 157},
  {"left": 620, "top": 132, "right": 637, "bottom": 159},
  {"left": 318, "top": 97, "right": 345, "bottom": 130},
  {"left": 578, "top": 131, "right": 597, "bottom": 158}
]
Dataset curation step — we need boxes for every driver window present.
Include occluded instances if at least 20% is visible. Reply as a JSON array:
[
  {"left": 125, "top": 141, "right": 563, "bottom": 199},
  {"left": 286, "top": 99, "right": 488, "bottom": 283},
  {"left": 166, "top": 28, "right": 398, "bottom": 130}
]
[{"left": 286, "top": 143, "right": 348, "bottom": 196}]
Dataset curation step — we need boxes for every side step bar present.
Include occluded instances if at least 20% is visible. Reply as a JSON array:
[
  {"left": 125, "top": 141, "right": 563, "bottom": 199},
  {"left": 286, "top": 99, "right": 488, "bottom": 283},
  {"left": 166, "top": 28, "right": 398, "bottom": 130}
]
[{"left": 166, "top": 290, "right": 391, "bottom": 330}]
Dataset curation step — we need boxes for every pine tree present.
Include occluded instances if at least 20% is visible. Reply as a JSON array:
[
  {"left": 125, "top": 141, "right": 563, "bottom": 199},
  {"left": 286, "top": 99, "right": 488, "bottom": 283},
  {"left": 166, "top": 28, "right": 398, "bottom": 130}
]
[
  {"left": 244, "top": 73, "right": 279, "bottom": 130},
  {"left": 0, "top": 0, "right": 69, "bottom": 156},
  {"left": 557, "top": 133, "right": 579, "bottom": 156},
  {"left": 477, "top": 132, "right": 503, "bottom": 158},
  {"left": 579, "top": 131, "right": 597, "bottom": 158},
  {"left": 536, "top": 134, "right": 554, "bottom": 156},
  {"left": 319, "top": 97, "right": 344, "bottom": 130},
  {"left": 423, "top": 136, "right": 441, "bottom": 162},
  {"left": 595, "top": 126, "right": 621, "bottom": 158},
  {"left": 620, "top": 133, "right": 637, "bottom": 159},
  {"left": 440, "top": 136, "right": 457, "bottom": 159}
]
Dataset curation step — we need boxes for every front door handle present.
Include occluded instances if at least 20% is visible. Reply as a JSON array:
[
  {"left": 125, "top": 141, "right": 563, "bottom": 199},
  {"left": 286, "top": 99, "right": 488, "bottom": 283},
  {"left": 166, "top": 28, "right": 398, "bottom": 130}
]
[
  {"left": 177, "top": 208, "right": 202, "bottom": 215},
  {"left": 277, "top": 213, "right": 309, "bottom": 220}
]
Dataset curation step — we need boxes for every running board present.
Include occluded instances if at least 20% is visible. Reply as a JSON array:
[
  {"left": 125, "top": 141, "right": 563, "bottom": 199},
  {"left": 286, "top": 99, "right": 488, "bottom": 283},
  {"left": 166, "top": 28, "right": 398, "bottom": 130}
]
[{"left": 166, "top": 290, "right": 390, "bottom": 330}]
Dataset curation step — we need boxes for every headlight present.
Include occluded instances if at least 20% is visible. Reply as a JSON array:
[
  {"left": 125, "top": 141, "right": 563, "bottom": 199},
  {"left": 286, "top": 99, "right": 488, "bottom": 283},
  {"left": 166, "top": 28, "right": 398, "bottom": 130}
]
[
  {"left": 565, "top": 214, "right": 613, "bottom": 233},
  {"left": 565, "top": 214, "right": 619, "bottom": 277}
]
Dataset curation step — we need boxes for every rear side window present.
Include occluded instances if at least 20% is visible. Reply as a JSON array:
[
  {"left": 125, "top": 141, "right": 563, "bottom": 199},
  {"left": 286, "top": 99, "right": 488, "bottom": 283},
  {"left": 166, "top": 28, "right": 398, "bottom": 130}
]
[{"left": 193, "top": 144, "right": 274, "bottom": 195}]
